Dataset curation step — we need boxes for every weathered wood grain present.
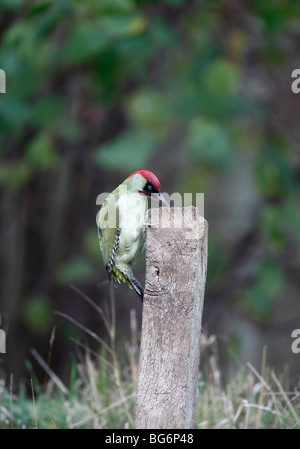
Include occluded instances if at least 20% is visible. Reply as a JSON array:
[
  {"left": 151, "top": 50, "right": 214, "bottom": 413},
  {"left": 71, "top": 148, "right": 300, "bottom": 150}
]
[{"left": 135, "top": 207, "right": 208, "bottom": 429}]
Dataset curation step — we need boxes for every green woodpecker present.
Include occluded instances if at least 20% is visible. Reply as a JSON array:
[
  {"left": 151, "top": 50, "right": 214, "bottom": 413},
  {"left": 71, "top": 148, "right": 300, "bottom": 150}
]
[{"left": 97, "top": 170, "right": 163, "bottom": 301}]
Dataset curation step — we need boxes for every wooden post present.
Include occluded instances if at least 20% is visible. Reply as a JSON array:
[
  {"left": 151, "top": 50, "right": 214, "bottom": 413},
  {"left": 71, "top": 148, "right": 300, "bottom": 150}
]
[{"left": 135, "top": 206, "right": 208, "bottom": 429}]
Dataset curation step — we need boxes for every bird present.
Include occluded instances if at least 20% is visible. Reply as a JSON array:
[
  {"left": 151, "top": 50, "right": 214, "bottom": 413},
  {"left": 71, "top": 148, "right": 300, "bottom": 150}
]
[{"left": 97, "top": 170, "right": 163, "bottom": 301}]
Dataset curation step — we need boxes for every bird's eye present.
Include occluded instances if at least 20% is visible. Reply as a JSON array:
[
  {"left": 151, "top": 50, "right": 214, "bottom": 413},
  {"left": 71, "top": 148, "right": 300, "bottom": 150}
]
[{"left": 148, "top": 184, "right": 153, "bottom": 191}]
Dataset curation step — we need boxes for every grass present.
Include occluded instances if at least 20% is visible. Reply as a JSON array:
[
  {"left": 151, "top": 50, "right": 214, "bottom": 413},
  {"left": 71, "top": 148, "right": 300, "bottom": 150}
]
[
  {"left": 196, "top": 344, "right": 300, "bottom": 429},
  {"left": 0, "top": 287, "right": 299, "bottom": 429}
]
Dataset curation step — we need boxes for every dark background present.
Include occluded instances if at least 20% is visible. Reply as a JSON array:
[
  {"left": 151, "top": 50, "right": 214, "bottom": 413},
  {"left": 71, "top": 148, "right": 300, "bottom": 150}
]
[{"left": 0, "top": 0, "right": 300, "bottom": 389}]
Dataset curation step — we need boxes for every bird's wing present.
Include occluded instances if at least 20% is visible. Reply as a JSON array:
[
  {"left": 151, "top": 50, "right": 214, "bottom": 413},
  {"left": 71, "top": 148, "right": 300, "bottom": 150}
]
[
  {"left": 106, "top": 227, "right": 121, "bottom": 281},
  {"left": 97, "top": 189, "right": 120, "bottom": 278}
]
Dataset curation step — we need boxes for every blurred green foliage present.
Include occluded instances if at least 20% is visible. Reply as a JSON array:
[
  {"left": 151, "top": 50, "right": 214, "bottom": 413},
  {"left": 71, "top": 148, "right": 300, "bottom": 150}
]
[
  {"left": 186, "top": 118, "right": 234, "bottom": 169},
  {"left": 56, "top": 257, "right": 95, "bottom": 284},
  {"left": 240, "top": 258, "right": 284, "bottom": 320},
  {"left": 23, "top": 295, "right": 52, "bottom": 332},
  {"left": 0, "top": 0, "right": 300, "bottom": 379},
  {"left": 94, "top": 128, "right": 160, "bottom": 171}
]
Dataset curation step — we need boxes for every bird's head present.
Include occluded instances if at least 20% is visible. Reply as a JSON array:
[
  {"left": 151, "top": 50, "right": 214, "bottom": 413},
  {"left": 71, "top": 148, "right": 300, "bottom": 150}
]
[
  {"left": 126, "top": 170, "right": 161, "bottom": 195},
  {"left": 125, "top": 170, "right": 168, "bottom": 206}
]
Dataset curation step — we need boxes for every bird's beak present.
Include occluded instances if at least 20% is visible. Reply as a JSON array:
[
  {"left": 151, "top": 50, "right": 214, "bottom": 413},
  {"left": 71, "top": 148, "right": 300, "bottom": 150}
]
[{"left": 151, "top": 192, "right": 169, "bottom": 207}]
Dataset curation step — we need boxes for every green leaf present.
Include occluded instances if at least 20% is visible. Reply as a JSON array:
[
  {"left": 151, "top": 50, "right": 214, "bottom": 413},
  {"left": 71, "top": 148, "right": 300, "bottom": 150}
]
[
  {"left": 63, "top": 23, "right": 107, "bottom": 62},
  {"left": 0, "top": 0, "right": 25, "bottom": 10},
  {"left": 255, "top": 138, "right": 297, "bottom": 197},
  {"left": 240, "top": 259, "right": 284, "bottom": 321},
  {"left": 77, "top": 0, "right": 134, "bottom": 14},
  {"left": 261, "top": 205, "right": 285, "bottom": 251},
  {"left": 163, "top": 0, "right": 187, "bottom": 5},
  {"left": 186, "top": 118, "right": 234, "bottom": 169},
  {"left": 56, "top": 257, "right": 95, "bottom": 284},
  {"left": 261, "top": 200, "right": 300, "bottom": 254},
  {"left": 227, "top": 334, "right": 242, "bottom": 362},
  {"left": 23, "top": 296, "right": 52, "bottom": 332},
  {"left": 0, "top": 161, "right": 32, "bottom": 189},
  {"left": 203, "top": 59, "right": 240, "bottom": 95},
  {"left": 85, "top": 228, "right": 102, "bottom": 262},
  {"left": 30, "top": 98, "right": 63, "bottom": 128},
  {"left": 63, "top": 15, "right": 147, "bottom": 63},
  {"left": 26, "top": 134, "right": 58, "bottom": 169},
  {"left": 125, "top": 88, "right": 171, "bottom": 128},
  {"left": 0, "top": 97, "right": 33, "bottom": 131},
  {"left": 94, "top": 129, "right": 159, "bottom": 171},
  {"left": 150, "top": 18, "right": 177, "bottom": 48},
  {"left": 252, "top": 0, "right": 293, "bottom": 33}
]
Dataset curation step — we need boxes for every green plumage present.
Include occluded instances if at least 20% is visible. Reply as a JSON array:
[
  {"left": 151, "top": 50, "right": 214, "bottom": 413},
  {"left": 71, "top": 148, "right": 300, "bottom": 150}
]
[{"left": 97, "top": 176, "right": 147, "bottom": 300}]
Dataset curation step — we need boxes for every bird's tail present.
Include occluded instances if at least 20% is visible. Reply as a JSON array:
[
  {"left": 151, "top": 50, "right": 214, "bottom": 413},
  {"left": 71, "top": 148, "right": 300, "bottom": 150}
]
[
  {"left": 128, "top": 278, "right": 144, "bottom": 302},
  {"left": 111, "top": 266, "right": 144, "bottom": 302}
]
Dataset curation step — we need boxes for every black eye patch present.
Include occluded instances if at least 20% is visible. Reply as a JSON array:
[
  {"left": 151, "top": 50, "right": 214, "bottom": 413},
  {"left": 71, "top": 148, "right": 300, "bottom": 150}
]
[{"left": 143, "top": 181, "right": 159, "bottom": 195}]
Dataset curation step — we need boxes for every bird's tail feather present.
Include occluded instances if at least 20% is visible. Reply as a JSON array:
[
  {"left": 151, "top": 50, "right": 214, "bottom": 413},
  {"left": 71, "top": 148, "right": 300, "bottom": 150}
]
[
  {"left": 128, "top": 278, "right": 144, "bottom": 302},
  {"left": 110, "top": 267, "right": 144, "bottom": 301}
]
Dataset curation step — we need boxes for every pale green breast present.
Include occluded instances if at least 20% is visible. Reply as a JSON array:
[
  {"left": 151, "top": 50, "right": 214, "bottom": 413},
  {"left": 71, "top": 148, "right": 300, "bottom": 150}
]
[
  {"left": 98, "top": 187, "right": 147, "bottom": 267},
  {"left": 115, "top": 191, "right": 147, "bottom": 265}
]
